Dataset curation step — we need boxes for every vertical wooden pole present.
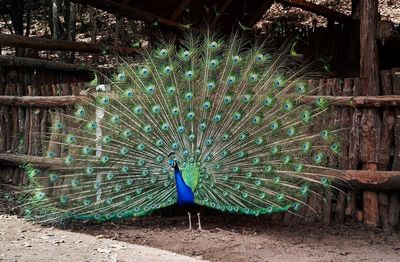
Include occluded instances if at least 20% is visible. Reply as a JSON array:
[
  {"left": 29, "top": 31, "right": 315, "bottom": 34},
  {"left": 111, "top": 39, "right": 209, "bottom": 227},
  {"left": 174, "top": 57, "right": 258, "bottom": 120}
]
[{"left": 359, "top": 0, "right": 380, "bottom": 227}]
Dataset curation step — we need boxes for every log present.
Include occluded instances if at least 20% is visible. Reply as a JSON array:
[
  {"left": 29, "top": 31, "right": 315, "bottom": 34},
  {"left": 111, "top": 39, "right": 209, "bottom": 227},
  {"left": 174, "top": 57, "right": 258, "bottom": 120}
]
[
  {"left": 4, "top": 94, "right": 400, "bottom": 108},
  {"left": 0, "top": 55, "right": 90, "bottom": 71},
  {"left": 3, "top": 152, "right": 400, "bottom": 189},
  {"left": 340, "top": 170, "right": 400, "bottom": 190},
  {"left": 300, "top": 95, "right": 400, "bottom": 107},
  {"left": 0, "top": 33, "right": 138, "bottom": 55},
  {"left": 0, "top": 95, "right": 89, "bottom": 107},
  {"left": 276, "top": 0, "right": 354, "bottom": 24}
]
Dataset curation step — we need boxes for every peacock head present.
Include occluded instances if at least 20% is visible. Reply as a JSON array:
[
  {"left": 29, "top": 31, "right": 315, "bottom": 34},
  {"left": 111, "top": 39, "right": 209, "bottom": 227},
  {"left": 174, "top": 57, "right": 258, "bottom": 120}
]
[{"left": 167, "top": 152, "right": 178, "bottom": 168}]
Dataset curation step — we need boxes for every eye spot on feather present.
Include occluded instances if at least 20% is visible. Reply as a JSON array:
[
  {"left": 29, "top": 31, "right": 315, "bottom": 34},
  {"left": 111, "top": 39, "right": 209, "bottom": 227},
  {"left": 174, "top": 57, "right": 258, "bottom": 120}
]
[
  {"left": 213, "top": 114, "right": 222, "bottom": 123},
  {"left": 301, "top": 141, "right": 311, "bottom": 153},
  {"left": 133, "top": 105, "right": 143, "bottom": 115},
  {"left": 159, "top": 48, "right": 168, "bottom": 57},
  {"left": 232, "top": 55, "right": 241, "bottom": 65},
  {"left": 47, "top": 151, "right": 55, "bottom": 158},
  {"left": 185, "top": 70, "right": 194, "bottom": 80},
  {"left": 163, "top": 66, "right": 172, "bottom": 75},
  {"left": 140, "top": 67, "right": 149, "bottom": 78},
  {"left": 207, "top": 81, "right": 216, "bottom": 91},
  {"left": 227, "top": 76, "right": 236, "bottom": 86},
  {"left": 151, "top": 105, "right": 161, "bottom": 114},
  {"left": 296, "top": 82, "right": 308, "bottom": 94},
  {"left": 167, "top": 86, "right": 176, "bottom": 96},
  {"left": 209, "top": 59, "right": 219, "bottom": 69},
  {"left": 184, "top": 91, "right": 193, "bottom": 101},
  {"left": 187, "top": 111, "right": 195, "bottom": 120},
  {"left": 116, "top": 72, "right": 126, "bottom": 82},
  {"left": 232, "top": 112, "right": 242, "bottom": 121},
  {"left": 210, "top": 41, "right": 218, "bottom": 49},
  {"left": 146, "top": 84, "right": 156, "bottom": 94},
  {"left": 223, "top": 95, "right": 232, "bottom": 104}
]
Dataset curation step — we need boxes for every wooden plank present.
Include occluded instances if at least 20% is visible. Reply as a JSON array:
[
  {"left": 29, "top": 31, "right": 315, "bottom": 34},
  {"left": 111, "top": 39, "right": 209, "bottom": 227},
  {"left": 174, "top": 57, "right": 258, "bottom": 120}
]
[
  {"left": 0, "top": 55, "right": 90, "bottom": 71},
  {"left": 0, "top": 33, "right": 138, "bottom": 55},
  {"left": 276, "top": 0, "right": 354, "bottom": 24}
]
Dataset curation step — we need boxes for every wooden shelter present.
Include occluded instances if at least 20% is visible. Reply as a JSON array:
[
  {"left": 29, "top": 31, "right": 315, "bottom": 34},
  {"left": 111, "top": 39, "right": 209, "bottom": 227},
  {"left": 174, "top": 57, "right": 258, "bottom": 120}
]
[{"left": 0, "top": 0, "right": 400, "bottom": 231}]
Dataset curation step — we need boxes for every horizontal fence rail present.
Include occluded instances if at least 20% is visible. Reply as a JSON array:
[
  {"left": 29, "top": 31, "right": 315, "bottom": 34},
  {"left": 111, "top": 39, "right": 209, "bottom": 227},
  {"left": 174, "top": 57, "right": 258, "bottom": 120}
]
[
  {"left": 1, "top": 153, "right": 400, "bottom": 190},
  {"left": 2, "top": 94, "right": 400, "bottom": 107}
]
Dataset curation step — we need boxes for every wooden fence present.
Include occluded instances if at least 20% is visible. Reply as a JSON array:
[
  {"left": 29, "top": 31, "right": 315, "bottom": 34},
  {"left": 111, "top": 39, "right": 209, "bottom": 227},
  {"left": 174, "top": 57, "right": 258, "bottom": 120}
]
[{"left": 0, "top": 60, "right": 399, "bottom": 231}]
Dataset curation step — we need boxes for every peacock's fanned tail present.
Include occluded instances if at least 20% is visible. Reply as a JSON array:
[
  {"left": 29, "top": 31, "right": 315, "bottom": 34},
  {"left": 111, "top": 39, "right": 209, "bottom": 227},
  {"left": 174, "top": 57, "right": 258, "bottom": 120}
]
[{"left": 21, "top": 31, "right": 344, "bottom": 222}]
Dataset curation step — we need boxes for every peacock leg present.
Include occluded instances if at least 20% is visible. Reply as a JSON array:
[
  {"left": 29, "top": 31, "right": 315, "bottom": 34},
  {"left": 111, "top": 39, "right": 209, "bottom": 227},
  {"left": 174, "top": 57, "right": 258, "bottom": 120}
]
[
  {"left": 187, "top": 212, "right": 192, "bottom": 230},
  {"left": 197, "top": 212, "right": 202, "bottom": 231}
]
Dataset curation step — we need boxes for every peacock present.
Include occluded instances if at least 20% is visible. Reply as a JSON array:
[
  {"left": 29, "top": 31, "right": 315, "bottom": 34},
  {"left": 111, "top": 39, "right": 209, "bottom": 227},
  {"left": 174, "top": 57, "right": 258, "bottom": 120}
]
[{"left": 21, "top": 31, "right": 343, "bottom": 230}]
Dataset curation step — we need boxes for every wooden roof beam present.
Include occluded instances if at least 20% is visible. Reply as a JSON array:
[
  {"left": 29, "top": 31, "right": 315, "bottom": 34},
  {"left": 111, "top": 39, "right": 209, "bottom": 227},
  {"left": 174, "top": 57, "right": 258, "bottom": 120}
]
[
  {"left": 69, "top": 0, "right": 198, "bottom": 31},
  {"left": 0, "top": 55, "right": 91, "bottom": 72},
  {"left": 276, "top": 0, "right": 355, "bottom": 24},
  {"left": 0, "top": 33, "right": 138, "bottom": 55},
  {"left": 211, "top": 0, "right": 233, "bottom": 27},
  {"left": 245, "top": 0, "right": 275, "bottom": 27},
  {"left": 170, "top": 0, "right": 191, "bottom": 21}
]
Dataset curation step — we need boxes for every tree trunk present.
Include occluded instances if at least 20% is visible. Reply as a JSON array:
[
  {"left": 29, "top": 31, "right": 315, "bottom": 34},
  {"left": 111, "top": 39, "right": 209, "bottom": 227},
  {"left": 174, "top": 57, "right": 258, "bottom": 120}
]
[
  {"left": 52, "top": 0, "right": 59, "bottom": 40},
  {"left": 67, "top": 2, "right": 76, "bottom": 62}
]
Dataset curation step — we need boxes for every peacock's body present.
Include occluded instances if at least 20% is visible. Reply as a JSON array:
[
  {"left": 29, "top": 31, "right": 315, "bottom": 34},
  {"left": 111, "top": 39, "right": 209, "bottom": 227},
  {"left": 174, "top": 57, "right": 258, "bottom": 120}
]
[{"left": 22, "top": 31, "right": 343, "bottom": 224}]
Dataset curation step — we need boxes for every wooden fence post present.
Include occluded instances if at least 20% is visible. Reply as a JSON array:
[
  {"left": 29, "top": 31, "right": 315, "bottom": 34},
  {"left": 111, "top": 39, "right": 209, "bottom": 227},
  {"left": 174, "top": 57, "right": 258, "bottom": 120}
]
[{"left": 359, "top": 0, "right": 380, "bottom": 226}]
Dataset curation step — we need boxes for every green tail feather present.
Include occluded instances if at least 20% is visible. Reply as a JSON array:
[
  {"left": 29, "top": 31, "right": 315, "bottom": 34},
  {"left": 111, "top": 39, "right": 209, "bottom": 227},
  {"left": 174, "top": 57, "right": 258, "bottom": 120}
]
[{"left": 21, "top": 31, "right": 344, "bottom": 223}]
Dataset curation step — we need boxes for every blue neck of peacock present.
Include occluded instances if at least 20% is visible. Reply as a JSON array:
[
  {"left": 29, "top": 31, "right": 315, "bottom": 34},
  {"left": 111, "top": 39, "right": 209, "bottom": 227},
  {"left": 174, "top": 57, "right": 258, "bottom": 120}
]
[{"left": 173, "top": 164, "right": 195, "bottom": 206}]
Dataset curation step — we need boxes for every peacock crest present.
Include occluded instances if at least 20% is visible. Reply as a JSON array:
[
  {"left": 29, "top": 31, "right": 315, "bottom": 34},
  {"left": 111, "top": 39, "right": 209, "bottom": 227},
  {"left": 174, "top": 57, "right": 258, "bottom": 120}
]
[{"left": 21, "top": 31, "right": 343, "bottom": 223}]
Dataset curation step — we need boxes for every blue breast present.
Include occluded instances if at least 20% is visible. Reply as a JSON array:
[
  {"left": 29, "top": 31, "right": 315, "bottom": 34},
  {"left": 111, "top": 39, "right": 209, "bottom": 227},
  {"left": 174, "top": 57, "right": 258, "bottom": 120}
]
[{"left": 174, "top": 168, "right": 195, "bottom": 206}]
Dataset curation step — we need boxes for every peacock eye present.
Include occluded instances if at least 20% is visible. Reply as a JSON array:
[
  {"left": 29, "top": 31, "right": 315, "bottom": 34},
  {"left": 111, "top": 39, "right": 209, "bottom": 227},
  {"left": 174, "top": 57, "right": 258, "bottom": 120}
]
[
  {"left": 182, "top": 50, "right": 191, "bottom": 59},
  {"left": 232, "top": 55, "right": 240, "bottom": 64},
  {"left": 209, "top": 59, "right": 218, "bottom": 69},
  {"left": 116, "top": 72, "right": 126, "bottom": 81},
  {"left": 159, "top": 48, "right": 168, "bottom": 57},
  {"left": 210, "top": 41, "right": 218, "bottom": 49},
  {"left": 207, "top": 81, "right": 215, "bottom": 90},
  {"left": 163, "top": 66, "right": 172, "bottom": 74},
  {"left": 185, "top": 70, "right": 194, "bottom": 79},
  {"left": 140, "top": 67, "right": 149, "bottom": 77}
]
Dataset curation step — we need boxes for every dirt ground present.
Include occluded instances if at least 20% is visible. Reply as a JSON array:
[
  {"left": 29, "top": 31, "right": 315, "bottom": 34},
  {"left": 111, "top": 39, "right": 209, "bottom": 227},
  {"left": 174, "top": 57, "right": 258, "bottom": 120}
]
[
  {"left": 1, "top": 193, "right": 400, "bottom": 262},
  {"left": 70, "top": 215, "right": 400, "bottom": 262},
  {"left": 0, "top": 214, "right": 204, "bottom": 262}
]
